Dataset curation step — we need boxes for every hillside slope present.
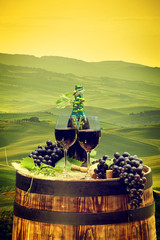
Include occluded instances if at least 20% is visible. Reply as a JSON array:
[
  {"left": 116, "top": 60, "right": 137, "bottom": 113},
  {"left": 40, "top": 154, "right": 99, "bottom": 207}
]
[
  {"left": 0, "top": 53, "right": 160, "bottom": 81},
  {"left": 0, "top": 63, "right": 160, "bottom": 113}
]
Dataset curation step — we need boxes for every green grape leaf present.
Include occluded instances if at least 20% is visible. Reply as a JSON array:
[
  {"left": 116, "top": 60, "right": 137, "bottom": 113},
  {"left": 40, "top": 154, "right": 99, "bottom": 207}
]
[
  {"left": 65, "top": 92, "right": 73, "bottom": 98},
  {"left": 20, "top": 157, "right": 36, "bottom": 171},
  {"left": 56, "top": 92, "right": 73, "bottom": 109},
  {"left": 107, "top": 159, "right": 114, "bottom": 167}
]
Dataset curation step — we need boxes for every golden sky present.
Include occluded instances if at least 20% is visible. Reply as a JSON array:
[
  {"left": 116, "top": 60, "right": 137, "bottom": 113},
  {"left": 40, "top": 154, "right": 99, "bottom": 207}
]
[{"left": 0, "top": 0, "right": 160, "bottom": 67}]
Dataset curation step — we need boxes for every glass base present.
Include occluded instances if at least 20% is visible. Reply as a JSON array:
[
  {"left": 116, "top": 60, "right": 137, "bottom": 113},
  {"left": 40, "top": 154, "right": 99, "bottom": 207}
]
[
  {"left": 85, "top": 171, "right": 91, "bottom": 180},
  {"left": 62, "top": 169, "right": 67, "bottom": 178}
]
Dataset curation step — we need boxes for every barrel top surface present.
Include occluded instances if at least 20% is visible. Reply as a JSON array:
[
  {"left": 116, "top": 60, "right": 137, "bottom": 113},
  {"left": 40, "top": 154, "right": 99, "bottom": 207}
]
[
  {"left": 16, "top": 165, "right": 152, "bottom": 196},
  {"left": 17, "top": 165, "right": 151, "bottom": 182}
]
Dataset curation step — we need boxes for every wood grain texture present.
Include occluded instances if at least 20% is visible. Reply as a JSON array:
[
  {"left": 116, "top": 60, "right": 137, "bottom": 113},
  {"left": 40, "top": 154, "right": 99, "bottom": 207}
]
[
  {"left": 12, "top": 215, "right": 156, "bottom": 240},
  {"left": 14, "top": 186, "right": 154, "bottom": 212},
  {"left": 12, "top": 169, "right": 157, "bottom": 240}
]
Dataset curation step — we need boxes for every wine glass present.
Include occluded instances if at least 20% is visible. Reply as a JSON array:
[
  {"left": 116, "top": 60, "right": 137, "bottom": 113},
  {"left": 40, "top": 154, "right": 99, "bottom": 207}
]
[
  {"left": 78, "top": 116, "right": 101, "bottom": 179},
  {"left": 55, "top": 115, "right": 77, "bottom": 178}
]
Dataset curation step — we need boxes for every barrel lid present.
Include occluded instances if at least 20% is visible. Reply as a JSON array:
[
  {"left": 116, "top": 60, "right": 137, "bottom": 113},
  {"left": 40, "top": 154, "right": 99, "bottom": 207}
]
[{"left": 16, "top": 165, "right": 152, "bottom": 196}]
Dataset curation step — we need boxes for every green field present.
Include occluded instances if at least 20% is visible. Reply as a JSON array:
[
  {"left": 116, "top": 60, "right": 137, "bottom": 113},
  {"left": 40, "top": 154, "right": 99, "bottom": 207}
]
[
  {"left": 0, "top": 54, "right": 160, "bottom": 239},
  {"left": 0, "top": 117, "right": 159, "bottom": 188}
]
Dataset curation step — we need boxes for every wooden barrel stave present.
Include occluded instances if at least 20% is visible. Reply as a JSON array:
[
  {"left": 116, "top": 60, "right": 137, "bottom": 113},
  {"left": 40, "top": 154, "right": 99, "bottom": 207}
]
[
  {"left": 12, "top": 215, "right": 156, "bottom": 240},
  {"left": 14, "top": 187, "right": 154, "bottom": 213}
]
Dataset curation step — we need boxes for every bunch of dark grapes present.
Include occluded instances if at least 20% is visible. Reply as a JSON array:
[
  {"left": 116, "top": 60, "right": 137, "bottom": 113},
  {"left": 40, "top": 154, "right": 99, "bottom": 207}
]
[
  {"left": 28, "top": 140, "right": 64, "bottom": 167},
  {"left": 94, "top": 155, "right": 110, "bottom": 179},
  {"left": 110, "top": 152, "right": 147, "bottom": 209},
  {"left": 94, "top": 151, "right": 147, "bottom": 209}
]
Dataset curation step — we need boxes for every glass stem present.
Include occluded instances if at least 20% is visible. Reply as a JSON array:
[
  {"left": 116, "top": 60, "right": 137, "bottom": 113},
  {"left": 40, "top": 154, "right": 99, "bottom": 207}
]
[
  {"left": 87, "top": 151, "right": 90, "bottom": 176},
  {"left": 64, "top": 149, "right": 67, "bottom": 174}
]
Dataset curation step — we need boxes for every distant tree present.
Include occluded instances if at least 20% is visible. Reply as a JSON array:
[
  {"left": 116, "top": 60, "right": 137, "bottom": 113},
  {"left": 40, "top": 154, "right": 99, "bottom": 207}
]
[{"left": 29, "top": 117, "right": 39, "bottom": 122}]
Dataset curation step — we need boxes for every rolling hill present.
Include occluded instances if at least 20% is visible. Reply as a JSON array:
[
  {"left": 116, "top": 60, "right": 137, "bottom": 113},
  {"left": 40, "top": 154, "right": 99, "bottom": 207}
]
[
  {"left": 0, "top": 61, "right": 160, "bottom": 113},
  {"left": 0, "top": 53, "right": 160, "bottom": 82}
]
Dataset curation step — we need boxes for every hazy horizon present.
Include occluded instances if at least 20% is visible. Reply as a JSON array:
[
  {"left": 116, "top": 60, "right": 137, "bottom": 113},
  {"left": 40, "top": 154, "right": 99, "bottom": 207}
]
[{"left": 0, "top": 52, "right": 159, "bottom": 68}]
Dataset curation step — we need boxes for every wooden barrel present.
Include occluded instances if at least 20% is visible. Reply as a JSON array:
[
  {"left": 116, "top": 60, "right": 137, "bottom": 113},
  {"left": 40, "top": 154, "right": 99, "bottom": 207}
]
[{"left": 12, "top": 165, "right": 157, "bottom": 240}]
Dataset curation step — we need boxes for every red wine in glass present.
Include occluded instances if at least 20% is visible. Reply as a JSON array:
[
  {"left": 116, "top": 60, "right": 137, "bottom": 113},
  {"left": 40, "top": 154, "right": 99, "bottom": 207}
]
[
  {"left": 78, "top": 116, "right": 101, "bottom": 179},
  {"left": 78, "top": 129, "right": 101, "bottom": 153},
  {"left": 55, "top": 115, "right": 77, "bottom": 178},
  {"left": 55, "top": 128, "right": 77, "bottom": 150}
]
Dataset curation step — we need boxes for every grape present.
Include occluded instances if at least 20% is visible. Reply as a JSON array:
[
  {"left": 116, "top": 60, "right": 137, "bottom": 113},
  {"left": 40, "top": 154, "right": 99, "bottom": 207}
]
[
  {"left": 128, "top": 173, "right": 134, "bottom": 180},
  {"left": 118, "top": 156, "right": 125, "bottom": 162},
  {"left": 131, "top": 166, "right": 137, "bottom": 173},
  {"left": 38, "top": 156, "right": 43, "bottom": 161},
  {"left": 37, "top": 149, "right": 43, "bottom": 155},
  {"left": 42, "top": 159, "right": 47, "bottom": 164},
  {"left": 130, "top": 180, "right": 136, "bottom": 187},
  {"left": 137, "top": 195, "right": 143, "bottom": 203},
  {"left": 112, "top": 165, "right": 119, "bottom": 172},
  {"left": 114, "top": 152, "right": 120, "bottom": 159},
  {"left": 142, "top": 176, "right": 147, "bottom": 184},
  {"left": 49, "top": 144, "right": 56, "bottom": 150},
  {"left": 122, "top": 152, "right": 130, "bottom": 158},
  {"left": 46, "top": 140, "right": 53, "bottom": 146},
  {"left": 32, "top": 150, "right": 38, "bottom": 155},
  {"left": 56, "top": 148, "right": 62, "bottom": 155},
  {"left": 37, "top": 159, "right": 41, "bottom": 165},
  {"left": 103, "top": 163, "right": 108, "bottom": 170},
  {"left": 124, "top": 164, "right": 131, "bottom": 172},
  {"left": 122, "top": 172, "right": 128, "bottom": 179},
  {"left": 120, "top": 161, "right": 125, "bottom": 167},
  {"left": 139, "top": 184, "right": 145, "bottom": 189},
  {"left": 97, "top": 163, "right": 102, "bottom": 171},
  {"left": 121, "top": 167, "right": 125, "bottom": 173},
  {"left": 136, "top": 165, "right": 143, "bottom": 174},
  {"left": 47, "top": 149, "right": 53, "bottom": 155},
  {"left": 44, "top": 155, "right": 49, "bottom": 160},
  {"left": 103, "top": 155, "right": 109, "bottom": 160},
  {"left": 138, "top": 178, "right": 143, "bottom": 184},
  {"left": 124, "top": 158, "right": 131, "bottom": 165},
  {"left": 139, "top": 171, "right": 144, "bottom": 178},
  {"left": 48, "top": 160, "right": 52, "bottom": 165},
  {"left": 98, "top": 172, "right": 103, "bottom": 179},
  {"left": 113, "top": 158, "right": 118, "bottom": 164},
  {"left": 118, "top": 166, "right": 122, "bottom": 173},
  {"left": 134, "top": 161, "right": 140, "bottom": 168},
  {"left": 137, "top": 189, "right": 144, "bottom": 195},
  {"left": 51, "top": 153, "right": 56, "bottom": 160},
  {"left": 99, "top": 159, "right": 106, "bottom": 165},
  {"left": 94, "top": 169, "right": 100, "bottom": 174},
  {"left": 55, "top": 154, "right": 59, "bottom": 160},
  {"left": 126, "top": 186, "right": 131, "bottom": 193},
  {"left": 130, "top": 188, "right": 137, "bottom": 194},
  {"left": 134, "top": 173, "right": 140, "bottom": 182},
  {"left": 124, "top": 178, "right": 129, "bottom": 185},
  {"left": 34, "top": 159, "right": 37, "bottom": 164}
]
